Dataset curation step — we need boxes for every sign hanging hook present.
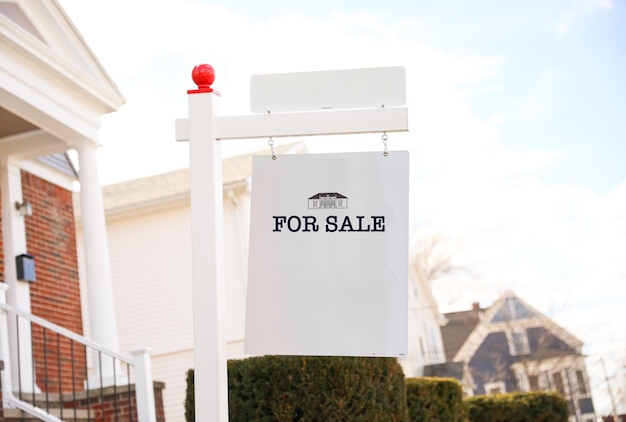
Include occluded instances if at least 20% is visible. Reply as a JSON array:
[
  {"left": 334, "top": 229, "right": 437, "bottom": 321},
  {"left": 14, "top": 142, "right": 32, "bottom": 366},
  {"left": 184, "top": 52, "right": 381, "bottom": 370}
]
[
  {"left": 382, "top": 132, "right": 388, "bottom": 157},
  {"left": 268, "top": 137, "right": 276, "bottom": 160}
]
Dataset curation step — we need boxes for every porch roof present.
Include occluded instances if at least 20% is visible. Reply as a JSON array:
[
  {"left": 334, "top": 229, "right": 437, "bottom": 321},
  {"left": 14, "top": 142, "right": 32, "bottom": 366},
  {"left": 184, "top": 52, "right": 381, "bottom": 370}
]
[{"left": 1, "top": 0, "right": 124, "bottom": 164}]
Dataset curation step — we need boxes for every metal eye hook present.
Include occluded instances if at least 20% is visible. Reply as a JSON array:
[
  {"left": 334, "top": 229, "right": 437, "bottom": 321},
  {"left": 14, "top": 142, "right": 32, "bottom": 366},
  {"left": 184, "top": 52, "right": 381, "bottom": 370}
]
[
  {"left": 382, "top": 132, "right": 388, "bottom": 157},
  {"left": 268, "top": 137, "right": 276, "bottom": 160}
]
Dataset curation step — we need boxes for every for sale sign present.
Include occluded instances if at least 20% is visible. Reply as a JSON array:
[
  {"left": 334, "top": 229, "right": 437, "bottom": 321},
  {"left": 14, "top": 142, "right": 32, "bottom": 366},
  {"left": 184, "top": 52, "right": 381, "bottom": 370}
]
[{"left": 244, "top": 151, "right": 409, "bottom": 357}]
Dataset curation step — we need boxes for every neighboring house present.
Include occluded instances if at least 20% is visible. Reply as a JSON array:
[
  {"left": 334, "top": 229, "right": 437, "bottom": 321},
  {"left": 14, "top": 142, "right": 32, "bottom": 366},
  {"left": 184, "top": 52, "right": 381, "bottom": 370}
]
[
  {"left": 440, "top": 291, "right": 596, "bottom": 422},
  {"left": 1, "top": 1, "right": 163, "bottom": 420},
  {"left": 403, "top": 247, "right": 448, "bottom": 377},
  {"left": 86, "top": 142, "right": 448, "bottom": 422}
]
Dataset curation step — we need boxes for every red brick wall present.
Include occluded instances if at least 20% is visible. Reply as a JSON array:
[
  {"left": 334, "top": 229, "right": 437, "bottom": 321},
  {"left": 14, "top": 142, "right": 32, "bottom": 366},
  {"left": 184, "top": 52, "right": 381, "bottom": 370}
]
[
  {"left": 1, "top": 171, "right": 165, "bottom": 419},
  {"left": 0, "top": 372, "right": 166, "bottom": 422},
  {"left": 21, "top": 170, "right": 87, "bottom": 393},
  {"left": 73, "top": 382, "right": 167, "bottom": 422}
]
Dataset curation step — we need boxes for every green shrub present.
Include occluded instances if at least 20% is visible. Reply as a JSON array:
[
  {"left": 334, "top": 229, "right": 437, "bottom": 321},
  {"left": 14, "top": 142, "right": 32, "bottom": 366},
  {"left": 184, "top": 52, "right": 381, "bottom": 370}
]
[
  {"left": 186, "top": 355, "right": 408, "bottom": 421},
  {"left": 405, "top": 377, "right": 465, "bottom": 422},
  {"left": 184, "top": 369, "right": 194, "bottom": 422},
  {"left": 465, "top": 391, "right": 568, "bottom": 422}
]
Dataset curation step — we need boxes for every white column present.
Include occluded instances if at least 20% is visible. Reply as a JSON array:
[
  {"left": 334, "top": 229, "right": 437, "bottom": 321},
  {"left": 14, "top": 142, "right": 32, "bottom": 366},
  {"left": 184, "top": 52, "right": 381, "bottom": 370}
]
[
  {"left": 0, "top": 160, "right": 38, "bottom": 393},
  {"left": 188, "top": 91, "right": 229, "bottom": 421},
  {"left": 76, "top": 143, "right": 121, "bottom": 386}
]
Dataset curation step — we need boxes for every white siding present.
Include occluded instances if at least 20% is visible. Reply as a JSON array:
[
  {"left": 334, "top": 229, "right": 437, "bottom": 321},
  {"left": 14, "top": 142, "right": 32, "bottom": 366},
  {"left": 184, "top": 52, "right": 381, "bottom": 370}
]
[
  {"left": 399, "top": 265, "right": 447, "bottom": 377},
  {"left": 152, "top": 349, "right": 194, "bottom": 422},
  {"left": 78, "top": 190, "right": 251, "bottom": 422},
  {"left": 223, "top": 198, "right": 248, "bottom": 344},
  {"left": 107, "top": 204, "right": 194, "bottom": 353}
]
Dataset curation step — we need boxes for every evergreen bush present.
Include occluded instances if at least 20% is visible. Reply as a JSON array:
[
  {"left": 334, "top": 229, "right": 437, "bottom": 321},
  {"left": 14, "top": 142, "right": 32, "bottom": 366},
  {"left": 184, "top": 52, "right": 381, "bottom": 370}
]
[
  {"left": 405, "top": 377, "right": 465, "bottom": 422},
  {"left": 186, "top": 355, "right": 408, "bottom": 421},
  {"left": 465, "top": 391, "right": 568, "bottom": 422},
  {"left": 184, "top": 369, "right": 194, "bottom": 422}
]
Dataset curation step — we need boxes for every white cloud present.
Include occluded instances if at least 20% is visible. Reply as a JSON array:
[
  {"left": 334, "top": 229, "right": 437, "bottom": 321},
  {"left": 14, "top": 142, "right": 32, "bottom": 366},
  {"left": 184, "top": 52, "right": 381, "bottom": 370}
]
[
  {"left": 555, "top": 0, "right": 614, "bottom": 35},
  {"left": 60, "top": 0, "right": 626, "bottom": 413}
]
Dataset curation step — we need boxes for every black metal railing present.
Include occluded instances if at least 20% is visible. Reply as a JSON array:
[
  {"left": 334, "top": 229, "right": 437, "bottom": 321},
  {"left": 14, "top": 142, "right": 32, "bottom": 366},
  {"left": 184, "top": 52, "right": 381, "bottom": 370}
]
[{"left": 0, "top": 301, "right": 152, "bottom": 422}]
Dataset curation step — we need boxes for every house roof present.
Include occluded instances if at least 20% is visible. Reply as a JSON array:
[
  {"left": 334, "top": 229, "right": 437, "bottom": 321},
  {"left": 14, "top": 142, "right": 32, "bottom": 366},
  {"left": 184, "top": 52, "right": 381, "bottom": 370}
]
[
  {"left": 36, "top": 152, "right": 78, "bottom": 178},
  {"left": 441, "top": 306, "right": 482, "bottom": 362},
  {"left": 1, "top": 0, "right": 124, "bottom": 149},
  {"left": 77, "top": 142, "right": 307, "bottom": 215},
  {"left": 442, "top": 291, "right": 584, "bottom": 363},
  {"left": 308, "top": 193, "right": 348, "bottom": 199}
]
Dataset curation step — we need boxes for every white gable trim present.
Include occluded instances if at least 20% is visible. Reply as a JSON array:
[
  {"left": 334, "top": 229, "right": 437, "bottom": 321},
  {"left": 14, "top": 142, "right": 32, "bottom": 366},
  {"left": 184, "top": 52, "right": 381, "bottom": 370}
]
[
  {"left": 7, "top": 0, "right": 123, "bottom": 103},
  {"left": 452, "top": 320, "right": 489, "bottom": 362},
  {"left": 1, "top": 0, "right": 124, "bottom": 145},
  {"left": 453, "top": 291, "right": 583, "bottom": 362},
  {"left": 493, "top": 292, "right": 583, "bottom": 350}
]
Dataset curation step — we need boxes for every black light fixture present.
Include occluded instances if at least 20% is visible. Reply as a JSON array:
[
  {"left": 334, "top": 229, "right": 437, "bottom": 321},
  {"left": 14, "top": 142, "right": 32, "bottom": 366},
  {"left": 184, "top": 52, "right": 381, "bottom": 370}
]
[
  {"left": 15, "top": 200, "right": 33, "bottom": 217},
  {"left": 16, "top": 254, "right": 36, "bottom": 282}
]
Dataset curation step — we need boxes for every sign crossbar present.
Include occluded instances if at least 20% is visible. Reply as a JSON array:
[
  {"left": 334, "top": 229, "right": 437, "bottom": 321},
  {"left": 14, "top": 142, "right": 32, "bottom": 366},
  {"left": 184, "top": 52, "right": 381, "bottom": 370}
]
[{"left": 176, "top": 107, "right": 408, "bottom": 141}]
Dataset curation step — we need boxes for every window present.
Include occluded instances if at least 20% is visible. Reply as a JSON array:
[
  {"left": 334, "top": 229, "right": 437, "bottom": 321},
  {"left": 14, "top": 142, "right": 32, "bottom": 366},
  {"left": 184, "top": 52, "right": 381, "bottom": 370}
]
[
  {"left": 539, "top": 371, "right": 550, "bottom": 390},
  {"left": 552, "top": 371, "right": 565, "bottom": 395},
  {"left": 504, "top": 297, "right": 516, "bottom": 320},
  {"left": 515, "top": 372, "right": 529, "bottom": 391},
  {"left": 528, "top": 375, "right": 540, "bottom": 391},
  {"left": 484, "top": 381, "right": 506, "bottom": 395},
  {"left": 488, "top": 386, "right": 501, "bottom": 395},
  {"left": 506, "top": 328, "right": 530, "bottom": 355},
  {"left": 493, "top": 297, "right": 534, "bottom": 322},
  {"left": 576, "top": 370, "right": 588, "bottom": 395}
]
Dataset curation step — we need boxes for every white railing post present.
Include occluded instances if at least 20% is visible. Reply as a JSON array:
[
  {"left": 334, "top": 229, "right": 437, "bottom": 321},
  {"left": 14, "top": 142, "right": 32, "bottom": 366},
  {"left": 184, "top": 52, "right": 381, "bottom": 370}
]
[
  {"left": 131, "top": 348, "right": 157, "bottom": 422},
  {"left": 0, "top": 284, "right": 12, "bottom": 407}
]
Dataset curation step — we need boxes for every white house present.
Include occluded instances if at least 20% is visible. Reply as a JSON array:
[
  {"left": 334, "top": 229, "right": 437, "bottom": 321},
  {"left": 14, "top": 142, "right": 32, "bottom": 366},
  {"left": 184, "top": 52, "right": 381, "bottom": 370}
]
[
  {"left": 81, "top": 141, "right": 448, "bottom": 422},
  {"left": 405, "top": 247, "right": 448, "bottom": 378}
]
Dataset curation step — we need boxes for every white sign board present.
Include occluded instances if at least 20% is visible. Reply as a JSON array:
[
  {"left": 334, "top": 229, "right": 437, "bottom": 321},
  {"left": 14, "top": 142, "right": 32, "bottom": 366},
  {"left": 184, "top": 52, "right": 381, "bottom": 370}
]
[
  {"left": 245, "top": 151, "right": 409, "bottom": 357},
  {"left": 251, "top": 67, "right": 406, "bottom": 113}
]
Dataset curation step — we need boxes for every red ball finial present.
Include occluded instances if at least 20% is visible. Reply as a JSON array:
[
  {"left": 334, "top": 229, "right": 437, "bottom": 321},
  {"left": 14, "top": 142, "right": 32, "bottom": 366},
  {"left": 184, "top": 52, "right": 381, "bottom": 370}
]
[{"left": 189, "top": 64, "right": 219, "bottom": 94}]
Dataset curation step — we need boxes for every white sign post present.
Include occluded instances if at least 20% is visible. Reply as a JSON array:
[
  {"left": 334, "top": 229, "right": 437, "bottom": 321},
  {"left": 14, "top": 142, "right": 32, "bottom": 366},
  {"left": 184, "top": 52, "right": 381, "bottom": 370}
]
[{"left": 175, "top": 64, "right": 409, "bottom": 422}]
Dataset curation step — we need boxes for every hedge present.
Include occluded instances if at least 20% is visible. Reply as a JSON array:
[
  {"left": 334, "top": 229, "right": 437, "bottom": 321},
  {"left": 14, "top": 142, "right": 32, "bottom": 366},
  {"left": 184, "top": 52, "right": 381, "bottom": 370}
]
[
  {"left": 405, "top": 377, "right": 465, "bottom": 422},
  {"left": 186, "top": 358, "right": 569, "bottom": 422},
  {"left": 186, "top": 355, "right": 408, "bottom": 421},
  {"left": 465, "top": 391, "right": 569, "bottom": 422},
  {"left": 184, "top": 369, "right": 194, "bottom": 422}
]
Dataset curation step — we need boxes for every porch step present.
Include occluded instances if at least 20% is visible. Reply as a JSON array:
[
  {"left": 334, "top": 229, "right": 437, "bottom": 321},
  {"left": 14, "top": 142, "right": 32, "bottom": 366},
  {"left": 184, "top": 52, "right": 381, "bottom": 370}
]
[{"left": 3, "top": 407, "right": 92, "bottom": 421}]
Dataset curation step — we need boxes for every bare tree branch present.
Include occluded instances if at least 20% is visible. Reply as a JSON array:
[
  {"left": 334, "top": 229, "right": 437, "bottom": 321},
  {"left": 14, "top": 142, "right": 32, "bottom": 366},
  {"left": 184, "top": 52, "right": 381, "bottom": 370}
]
[{"left": 410, "top": 230, "right": 471, "bottom": 284}]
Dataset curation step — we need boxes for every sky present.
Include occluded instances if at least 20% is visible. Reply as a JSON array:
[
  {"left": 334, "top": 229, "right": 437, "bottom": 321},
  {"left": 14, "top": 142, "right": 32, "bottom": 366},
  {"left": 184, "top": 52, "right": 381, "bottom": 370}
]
[{"left": 59, "top": 0, "right": 626, "bottom": 415}]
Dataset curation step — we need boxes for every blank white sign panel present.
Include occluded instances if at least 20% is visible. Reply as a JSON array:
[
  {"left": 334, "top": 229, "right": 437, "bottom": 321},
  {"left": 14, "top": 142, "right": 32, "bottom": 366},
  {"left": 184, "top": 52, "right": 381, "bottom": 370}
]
[
  {"left": 244, "top": 151, "right": 409, "bottom": 357},
  {"left": 250, "top": 67, "right": 406, "bottom": 113}
]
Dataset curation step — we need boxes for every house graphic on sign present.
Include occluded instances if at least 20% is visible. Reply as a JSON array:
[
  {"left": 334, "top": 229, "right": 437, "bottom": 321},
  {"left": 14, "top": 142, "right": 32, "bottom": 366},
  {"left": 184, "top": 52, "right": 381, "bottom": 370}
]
[{"left": 308, "top": 192, "right": 349, "bottom": 209}]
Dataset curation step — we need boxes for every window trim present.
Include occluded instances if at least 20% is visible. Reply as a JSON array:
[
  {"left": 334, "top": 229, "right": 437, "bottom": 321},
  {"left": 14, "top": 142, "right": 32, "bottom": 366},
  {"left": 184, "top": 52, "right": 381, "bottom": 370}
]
[
  {"left": 506, "top": 327, "right": 530, "bottom": 356},
  {"left": 552, "top": 370, "right": 566, "bottom": 395},
  {"left": 575, "top": 369, "right": 588, "bottom": 396},
  {"left": 484, "top": 381, "right": 506, "bottom": 395}
]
